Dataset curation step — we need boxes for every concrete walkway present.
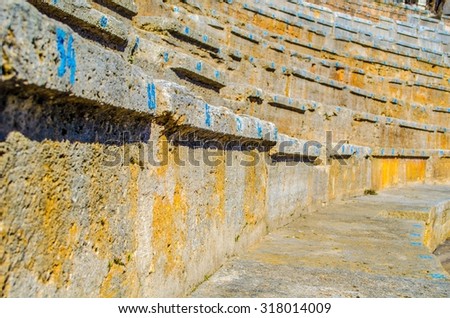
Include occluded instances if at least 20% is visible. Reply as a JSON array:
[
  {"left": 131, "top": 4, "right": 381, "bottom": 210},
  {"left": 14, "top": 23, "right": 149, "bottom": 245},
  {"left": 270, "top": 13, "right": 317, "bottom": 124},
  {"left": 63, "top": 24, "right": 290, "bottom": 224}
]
[{"left": 191, "top": 185, "right": 450, "bottom": 297}]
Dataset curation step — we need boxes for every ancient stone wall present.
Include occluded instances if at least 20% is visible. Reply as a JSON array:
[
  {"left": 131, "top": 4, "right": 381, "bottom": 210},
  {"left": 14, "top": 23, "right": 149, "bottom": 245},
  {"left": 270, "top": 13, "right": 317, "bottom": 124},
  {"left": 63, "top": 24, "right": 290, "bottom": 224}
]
[{"left": 1, "top": 0, "right": 449, "bottom": 297}]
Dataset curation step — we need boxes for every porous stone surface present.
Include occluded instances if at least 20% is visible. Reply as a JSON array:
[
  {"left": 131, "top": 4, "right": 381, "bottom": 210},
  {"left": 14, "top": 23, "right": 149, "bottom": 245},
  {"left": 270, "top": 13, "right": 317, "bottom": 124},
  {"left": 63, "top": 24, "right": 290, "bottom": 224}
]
[
  {"left": 192, "top": 185, "right": 450, "bottom": 297},
  {"left": 0, "top": 0, "right": 449, "bottom": 297}
]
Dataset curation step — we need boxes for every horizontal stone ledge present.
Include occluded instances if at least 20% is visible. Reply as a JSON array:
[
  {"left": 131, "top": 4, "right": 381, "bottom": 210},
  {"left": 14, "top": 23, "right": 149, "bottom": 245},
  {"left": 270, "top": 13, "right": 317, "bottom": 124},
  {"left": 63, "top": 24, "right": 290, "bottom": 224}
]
[
  {"left": 153, "top": 80, "right": 278, "bottom": 144},
  {"left": 243, "top": 3, "right": 276, "bottom": 18},
  {"left": 421, "top": 47, "right": 443, "bottom": 56},
  {"left": 410, "top": 68, "right": 443, "bottom": 79},
  {"left": 220, "top": 83, "right": 264, "bottom": 101},
  {"left": 348, "top": 86, "right": 375, "bottom": 98},
  {"left": 169, "top": 54, "right": 227, "bottom": 90},
  {"left": 269, "top": 134, "right": 321, "bottom": 158},
  {"left": 181, "top": 0, "right": 203, "bottom": 11},
  {"left": 399, "top": 121, "right": 437, "bottom": 132},
  {"left": 28, "top": 0, "right": 130, "bottom": 49},
  {"left": 388, "top": 78, "right": 404, "bottom": 85},
  {"left": 329, "top": 143, "right": 372, "bottom": 158},
  {"left": 353, "top": 113, "right": 380, "bottom": 123},
  {"left": 334, "top": 34, "right": 356, "bottom": 43},
  {"left": 413, "top": 81, "right": 450, "bottom": 92},
  {"left": 291, "top": 68, "right": 346, "bottom": 89},
  {"left": 317, "top": 18, "right": 334, "bottom": 27},
  {"left": 437, "top": 150, "right": 450, "bottom": 158},
  {"left": 353, "top": 111, "right": 448, "bottom": 133},
  {"left": 269, "top": 43, "right": 286, "bottom": 53},
  {"left": 269, "top": 136, "right": 373, "bottom": 160},
  {"left": 0, "top": 1, "right": 278, "bottom": 146},
  {"left": 296, "top": 12, "right": 316, "bottom": 23},
  {"left": 307, "top": 2, "right": 334, "bottom": 14},
  {"left": 93, "top": 0, "right": 138, "bottom": 18},
  {"left": 371, "top": 148, "right": 432, "bottom": 158},
  {"left": 334, "top": 23, "right": 359, "bottom": 34},
  {"left": 230, "top": 26, "right": 261, "bottom": 44},
  {"left": 285, "top": 37, "right": 322, "bottom": 51},
  {"left": 1, "top": 0, "right": 151, "bottom": 113},
  {"left": 135, "top": 17, "right": 222, "bottom": 53},
  {"left": 268, "top": 94, "right": 318, "bottom": 113},
  {"left": 433, "top": 107, "right": 450, "bottom": 114}
]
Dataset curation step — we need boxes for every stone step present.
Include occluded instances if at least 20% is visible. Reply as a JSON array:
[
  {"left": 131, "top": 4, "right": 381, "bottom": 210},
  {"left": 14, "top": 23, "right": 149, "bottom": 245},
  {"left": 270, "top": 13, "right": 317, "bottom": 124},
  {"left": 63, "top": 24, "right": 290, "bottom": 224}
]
[{"left": 191, "top": 184, "right": 450, "bottom": 297}]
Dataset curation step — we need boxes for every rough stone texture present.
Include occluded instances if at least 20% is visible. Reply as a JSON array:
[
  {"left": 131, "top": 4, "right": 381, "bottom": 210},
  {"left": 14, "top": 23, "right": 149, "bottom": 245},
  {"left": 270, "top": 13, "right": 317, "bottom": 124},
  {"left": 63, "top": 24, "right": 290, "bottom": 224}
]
[
  {"left": 0, "top": 0, "right": 449, "bottom": 297},
  {"left": 0, "top": 95, "right": 275, "bottom": 297},
  {"left": 444, "top": 1, "right": 450, "bottom": 16},
  {"left": 192, "top": 185, "right": 450, "bottom": 297}
]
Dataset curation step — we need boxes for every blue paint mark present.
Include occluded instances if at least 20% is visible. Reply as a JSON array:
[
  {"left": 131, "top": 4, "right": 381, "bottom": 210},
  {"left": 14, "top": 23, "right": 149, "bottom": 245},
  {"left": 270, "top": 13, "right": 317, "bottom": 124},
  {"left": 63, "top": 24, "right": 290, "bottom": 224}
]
[
  {"left": 413, "top": 224, "right": 423, "bottom": 228},
  {"left": 173, "top": 6, "right": 179, "bottom": 12},
  {"left": 147, "top": 83, "right": 157, "bottom": 110},
  {"left": 132, "top": 36, "right": 140, "bottom": 52},
  {"left": 381, "top": 148, "right": 385, "bottom": 155},
  {"left": 56, "top": 28, "right": 76, "bottom": 84},
  {"left": 204, "top": 103, "right": 211, "bottom": 127},
  {"left": 66, "top": 34, "right": 76, "bottom": 84},
  {"left": 236, "top": 117, "right": 242, "bottom": 132},
  {"left": 202, "top": 35, "right": 208, "bottom": 42},
  {"left": 249, "top": 56, "right": 254, "bottom": 63},
  {"left": 184, "top": 26, "right": 190, "bottom": 34},
  {"left": 430, "top": 273, "right": 446, "bottom": 279},
  {"left": 214, "top": 70, "right": 220, "bottom": 79},
  {"left": 274, "top": 127, "right": 278, "bottom": 141},
  {"left": 100, "top": 16, "right": 108, "bottom": 28},
  {"left": 257, "top": 123, "right": 263, "bottom": 138},
  {"left": 410, "top": 242, "right": 422, "bottom": 246},
  {"left": 53, "top": 0, "right": 58, "bottom": 4},
  {"left": 281, "top": 66, "right": 287, "bottom": 73},
  {"left": 196, "top": 61, "right": 202, "bottom": 72},
  {"left": 163, "top": 52, "right": 169, "bottom": 62},
  {"left": 419, "top": 255, "right": 432, "bottom": 260},
  {"left": 410, "top": 233, "right": 421, "bottom": 237},
  {"left": 56, "top": 28, "right": 67, "bottom": 78},
  {"left": 391, "top": 148, "right": 395, "bottom": 155}
]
